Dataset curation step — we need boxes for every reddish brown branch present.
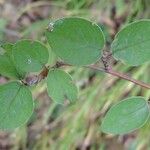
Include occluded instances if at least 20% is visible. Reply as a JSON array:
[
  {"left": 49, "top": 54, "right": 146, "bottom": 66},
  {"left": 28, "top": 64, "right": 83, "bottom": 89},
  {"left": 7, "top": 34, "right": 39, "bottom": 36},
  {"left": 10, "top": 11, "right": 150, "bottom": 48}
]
[
  {"left": 23, "top": 61, "right": 150, "bottom": 90},
  {"left": 107, "top": 69, "right": 150, "bottom": 89},
  {"left": 88, "top": 65, "right": 150, "bottom": 89}
]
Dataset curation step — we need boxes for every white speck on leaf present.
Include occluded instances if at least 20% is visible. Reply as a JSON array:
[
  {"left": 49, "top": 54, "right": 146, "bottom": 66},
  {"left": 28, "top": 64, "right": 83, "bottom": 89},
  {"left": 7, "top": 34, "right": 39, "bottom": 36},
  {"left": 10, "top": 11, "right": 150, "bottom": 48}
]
[
  {"left": 27, "top": 59, "right": 32, "bottom": 64},
  {"left": 48, "top": 22, "right": 54, "bottom": 31}
]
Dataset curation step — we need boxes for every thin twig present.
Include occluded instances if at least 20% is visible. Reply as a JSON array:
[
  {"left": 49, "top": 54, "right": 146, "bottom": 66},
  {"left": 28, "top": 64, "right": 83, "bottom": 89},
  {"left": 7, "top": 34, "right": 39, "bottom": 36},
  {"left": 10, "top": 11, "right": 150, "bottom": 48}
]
[
  {"left": 87, "top": 65, "right": 150, "bottom": 89},
  {"left": 23, "top": 61, "right": 150, "bottom": 89},
  {"left": 107, "top": 69, "right": 150, "bottom": 89}
]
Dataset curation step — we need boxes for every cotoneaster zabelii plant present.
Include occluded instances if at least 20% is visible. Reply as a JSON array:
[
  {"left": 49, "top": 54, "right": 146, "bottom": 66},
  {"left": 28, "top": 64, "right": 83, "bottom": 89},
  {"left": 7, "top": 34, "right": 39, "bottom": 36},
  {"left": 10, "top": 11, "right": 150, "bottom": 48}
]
[{"left": 0, "top": 18, "right": 150, "bottom": 135}]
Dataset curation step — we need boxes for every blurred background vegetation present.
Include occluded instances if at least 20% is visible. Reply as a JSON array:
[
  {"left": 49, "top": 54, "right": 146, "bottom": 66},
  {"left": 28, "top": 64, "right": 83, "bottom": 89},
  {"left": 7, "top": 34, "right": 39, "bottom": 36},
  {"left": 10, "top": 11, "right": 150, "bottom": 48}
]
[{"left": 0, "top": 0, "right": 150, "bottom": 149}]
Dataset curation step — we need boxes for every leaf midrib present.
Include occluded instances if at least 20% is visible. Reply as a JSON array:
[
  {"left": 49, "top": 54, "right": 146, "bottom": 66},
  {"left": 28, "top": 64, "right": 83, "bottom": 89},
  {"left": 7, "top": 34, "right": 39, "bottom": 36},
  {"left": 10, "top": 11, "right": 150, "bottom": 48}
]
[
  {"left": 112, "top": 38, "right": 150, "bottom": 54},
  {"left": 0, "top": 85, "right": 22, "bottom": 123}
]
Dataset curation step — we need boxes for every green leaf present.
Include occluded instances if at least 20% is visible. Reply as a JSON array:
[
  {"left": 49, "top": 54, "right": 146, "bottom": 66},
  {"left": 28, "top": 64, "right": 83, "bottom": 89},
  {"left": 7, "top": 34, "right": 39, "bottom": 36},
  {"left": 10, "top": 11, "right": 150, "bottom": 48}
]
[
  {"left": 12, "top": 39, "right": 49, "bottom": 73},
  {"left": 101, "top": 97, "right": 150, "bottom": 134},
  {"left": 0, "top": 81, "right": 34, "bottom": 130},
  {"left": 0, "top": 43, "right": 23, "bottom": 79},
  {"left": 47, "top": 69, "right": 78, "bottom": 104},
  {"left": 1, "top": 42, "right": 13, "bottom": 50},
  {"left": 46, "top": 17, "right": 105, "bottom": 66},
  {"left": 111, "top": 20, "right": 150, "bottom": 66}
]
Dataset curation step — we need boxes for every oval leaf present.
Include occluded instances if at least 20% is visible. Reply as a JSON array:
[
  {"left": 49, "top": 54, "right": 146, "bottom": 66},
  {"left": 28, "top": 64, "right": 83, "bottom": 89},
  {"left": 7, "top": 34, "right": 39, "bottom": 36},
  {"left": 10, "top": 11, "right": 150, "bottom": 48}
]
[
  {"left": 46, "top": 17, "right": 105, "bottom": 66},
  {"left": 101, "top": 97, "right": 150, "bottom": 134},
  {"left": 0, "top": 43, "right": 24, "bottom": 79},
  {"left": 0, "top": 82, "right": 34, "bottom": 129},
  {"left": 47, "top": 69, "right": 78, "bottom": 104},
  {"left": 111, "top": 20, "right": 150, "bottom": 66},
  {"left": 12, "top": 39, "right": 49, "bottom": 73}
]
